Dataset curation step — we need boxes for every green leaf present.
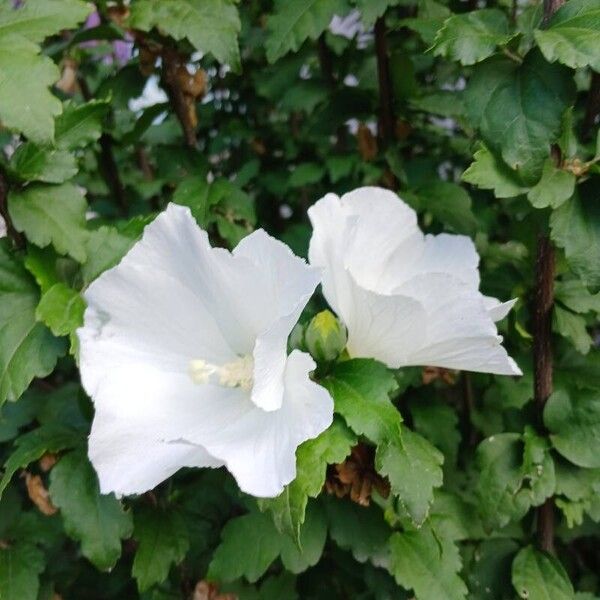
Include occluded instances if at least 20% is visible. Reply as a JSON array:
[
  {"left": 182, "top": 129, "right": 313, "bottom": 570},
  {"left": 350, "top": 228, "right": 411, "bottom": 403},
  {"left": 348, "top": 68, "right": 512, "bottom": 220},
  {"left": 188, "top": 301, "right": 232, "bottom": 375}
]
[
  {"left": 462, "top": 146, "right": 528, "bottom": 198},
  {"left": 208, "top": 511, "right": 281, "bottom": 583},
  {"left": 353, "top": 0, "right": 403, "bottom": 28},
  {"left": 412, "top": 181, "right": 479, "bottom": 235},
  {"left": 9, "top": 183, "right": 88, "bottom": 262},
  {"left": 289, "top": 163, "right": 326, "bottom": 188},
  {"left": 258, "top": 418, "right": 355, "bottom": 542},
  {"left": 550, "top": 192, "right": 600, "bottom": 292},
  {"left": 534, "top": 0, "right": 600, "bottom": 71},
  {"left": 0, "top": 0, "right": 92, "bottom": 43},
  {"left": 265, "top": 0, "right": 350, "bottom": 63},
  {"left": 0, "top": 242, "right": 65, "bottom": 405},
  {"left": 49, "top": 450, "right": 133, "bottom": 571},
  {"left": 527, "top": 160, "right": 576, "bottom": 209},
  {"left": 553, "top": 305, "right": 592, "bottom": 354},
  {"left": 54, "top": 99, "right": 109, "bottom": 150},
  {"left": 401, "top": 0, "right": 452, "bottom": 45},
  {"left": 389, "top": 525, "right": 468, "bottom": 600},
  {"left": 467, "top": 539, "right": 520, "bottom": 600},
  {"left": 431, "top": 9, "right": 514, "bottom": 65},
  {"left": 475, "top": 433, "right": 553, "bottom": 529},
  {"left": 82, "top": 226, "right": 137, "bottom": 285},
  {"left": 132, "top": 507, "right": 190, "bottom": 593},
  {"left": 129, "top": 0, "right": 241, "bottom": 71},
  {"left": 511, "top": 546, "right": 574, "bottom": 600},
  {"left": 35, "top": 282, "right": 85, "bottom": 342},
  {"left": 0, "top": 543, "right": 45, "bottom": 600},
  {"left": 0, "top": 35, "right": 61, "bottom": 143},
  {"left": 465, "top": 51, "right": 575, "bottom": 183},
  {"left": 0, "top": 424, "right": 82, "bottom": 498},
  {"left": 324, "top": 497, "right": 391, "bottom": 563},
  {"left": 9, "top": 143, "right": 77, "bottom": 184},
  {"left": 556, "top": 278, "right": 600, "bottom": 314},
  {"left": 376, "top": 427, "right": 444, "bottom": 525},
  {"left": 322, "top": 359, "right": 401, "bottom": 443},
  {"left": 544, "top": 388, "right": 600, "bottom": 468}
]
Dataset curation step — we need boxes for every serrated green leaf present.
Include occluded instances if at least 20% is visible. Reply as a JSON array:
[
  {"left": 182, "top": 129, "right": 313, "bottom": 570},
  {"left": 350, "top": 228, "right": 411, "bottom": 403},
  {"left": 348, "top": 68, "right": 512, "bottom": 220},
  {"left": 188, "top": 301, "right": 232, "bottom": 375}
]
[
  {"left": 9, "top": 183, "right": 88, "bottom": 262},
  {"left": 376, "top": 427, "right": 444, "bottom": 525},
  {"left": 324, "top": 496, "right": 391, "bottom": 563},
  {"left": 129, "top": 0, "right": 241, "bottom": 71},
  {"left": 0, "top": 543, "right": 44, "bottom": 600},
  {"left": 511, "top": 546, "right": 574, "bottom": 600},
  {"left": 35, "top": 282, "right": 84, "bottom": 341},
  {"left": 0, "top": 0, "right": 92, "bottom": 43},
  {"left": 465, "top": 51, "right": 575, "bottom": 183},
  {"left": 401, "top": 0, "right": 452, "bottom": 45},
  {"left": 353, "top": 0, "right": 403, "bottom": 28},
  {"left": 412, "top": 181, "right": 479, "bottom": 235},
  {"left": 54, "top": 99, "right": 109, "bottom": 150},
  {"left": 0, "top": 424, "right": 82, "bottom": 498},
  {"left": 544, "top": 388, "right": 600, "bottom": 468},
  {"left": 258, "top": 418, "right": 355, "bottom": 542},
  {"left": 534, "top": 0, "right": 600, "bottom": 71},
  {"left": 0, "top": 35, "right": 61, "bottom": 143},
  {"left": 462, "top": 146, "right": 528, "bottom": 198},
  {"left": 527, "top": 159, "right": 575, "bottom": 209},
  {"left": 467, "top": 539, "right": 520, "bottom": 600},
  {"left": 132, "top": 507, "right": 190, "bottom": 593},
  {"left": 82, "top": 226, "right": 137, "bottom": 285},
  {"left": 265, "top": 0, "right": 350, "bottom": 63},
  {"left": 431, "top": 9, "right": 514, "bottom": 66},
  {"left": 322, "top": 359, "right": 401, "bottom": 443},
  {"left": 0, "top": 242, "right": 65, "bottom": 405},
  {"left": 289, "top": 163, "right": 326, "bottom": 188},
  {"left": 550, "top": 191, "right": 600, "bottom": 292},
  {"left": 389, "top": 525, "right": 468, "bottom": 600},
  {"left": 553, "top": 305, "right": 592, "bottom": 354},
  {"left": 9, "top": 143, "right": 77, "bottom": 184},
  {"left": 556, "top": 278, "right": 600, "bottom": 314},
  {"left": 208, "top": 511, "right": 282, "bottom": 583},
  {"left": 475, "top": 433, "right": 552, "bottom": 529},
  {"left": 49, "top": 450, "right": 133, "bottom": 571}
]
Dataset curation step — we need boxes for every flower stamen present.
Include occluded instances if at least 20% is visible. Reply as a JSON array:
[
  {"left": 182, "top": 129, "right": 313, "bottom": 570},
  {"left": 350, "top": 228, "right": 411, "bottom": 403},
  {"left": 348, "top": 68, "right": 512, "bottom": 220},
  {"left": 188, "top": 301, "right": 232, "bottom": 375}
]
[{"left": 189, "top": 356, "right": 254, "bottom": 390}]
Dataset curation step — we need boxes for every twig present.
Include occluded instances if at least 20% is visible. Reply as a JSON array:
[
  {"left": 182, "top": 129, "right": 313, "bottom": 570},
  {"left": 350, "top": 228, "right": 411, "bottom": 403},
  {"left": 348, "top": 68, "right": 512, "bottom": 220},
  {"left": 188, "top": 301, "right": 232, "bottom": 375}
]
[
  {"left": 0, "top": 170, "right": 25, "bottom": 249},
  {"left": 374, "top": 17, "right": 395, "bottom": 147},
  {"left": 161, "top": 49, "right": 198, "bottom": 148},
  {"left": 78, "top": 76, "right": 128, "bottom": 216},
  {"left": 531, "top": 0, "right": 565, "bottom": 556}
]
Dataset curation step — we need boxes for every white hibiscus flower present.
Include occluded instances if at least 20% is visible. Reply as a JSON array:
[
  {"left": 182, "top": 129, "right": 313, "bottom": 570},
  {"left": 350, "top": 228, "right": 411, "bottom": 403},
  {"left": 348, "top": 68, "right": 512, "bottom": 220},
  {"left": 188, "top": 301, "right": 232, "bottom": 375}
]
[
  {"left": 308, "top": 186, "right": 521, "bottom": 376},
  {"left": 78, "top": 204, "right": 333, "bottom": 498}
]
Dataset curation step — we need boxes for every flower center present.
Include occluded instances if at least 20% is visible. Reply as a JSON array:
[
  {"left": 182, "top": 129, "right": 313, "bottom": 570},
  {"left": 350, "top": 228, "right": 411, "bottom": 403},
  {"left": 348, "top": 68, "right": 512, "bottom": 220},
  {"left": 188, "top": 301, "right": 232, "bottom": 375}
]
[{"left": 189, "top": 355, "right": 254, "bottom": 391}]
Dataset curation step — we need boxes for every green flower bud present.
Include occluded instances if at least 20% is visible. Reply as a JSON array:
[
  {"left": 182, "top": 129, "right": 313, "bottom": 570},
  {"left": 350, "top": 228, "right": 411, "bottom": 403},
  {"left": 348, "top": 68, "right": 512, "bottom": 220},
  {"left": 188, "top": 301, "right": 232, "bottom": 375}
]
[{"left": 305, "top": 310, "right": 347, "bottom": 362}]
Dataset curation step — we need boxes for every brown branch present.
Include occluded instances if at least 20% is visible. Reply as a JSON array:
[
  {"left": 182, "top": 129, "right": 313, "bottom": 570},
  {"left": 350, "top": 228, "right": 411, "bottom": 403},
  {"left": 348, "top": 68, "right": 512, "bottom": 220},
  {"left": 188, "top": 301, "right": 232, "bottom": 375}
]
[
  {"left": 374, "top": 17, "right": 395, "bottom": 147},
  {"left": 0, "top": 170, "right": 25, "bottom": 249},
  {"left": 582, "top": 71, "right": 600, "bottom": 141},
  {"left": 533, "top": 234, "right": 556, "bottom": 556},
  {"left": 78, "top": 76, "right": 128, "bottom": 216},
  {"left": 531, "top": 0, "right": 564, "bottom": 557},
  {"left": 161, "top": 49, "right": 198, "bottom": 148}
]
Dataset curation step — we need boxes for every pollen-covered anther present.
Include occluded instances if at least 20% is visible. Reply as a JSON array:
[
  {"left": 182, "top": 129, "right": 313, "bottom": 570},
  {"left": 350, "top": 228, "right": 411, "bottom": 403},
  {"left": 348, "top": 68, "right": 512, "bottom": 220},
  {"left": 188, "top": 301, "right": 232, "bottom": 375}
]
[{"left": 189, "top": 356, "right": 254, "bottom": 390}]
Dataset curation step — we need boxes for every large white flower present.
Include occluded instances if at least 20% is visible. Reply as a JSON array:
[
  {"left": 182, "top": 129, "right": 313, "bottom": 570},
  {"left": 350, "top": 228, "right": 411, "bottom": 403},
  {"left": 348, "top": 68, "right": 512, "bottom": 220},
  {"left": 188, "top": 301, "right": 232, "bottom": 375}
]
[
  {"left": 308, "top": 187, "right": 521, "bottom": 376},
  {"left": 78, "top": 204, "right": 333, "bottom": 498}
]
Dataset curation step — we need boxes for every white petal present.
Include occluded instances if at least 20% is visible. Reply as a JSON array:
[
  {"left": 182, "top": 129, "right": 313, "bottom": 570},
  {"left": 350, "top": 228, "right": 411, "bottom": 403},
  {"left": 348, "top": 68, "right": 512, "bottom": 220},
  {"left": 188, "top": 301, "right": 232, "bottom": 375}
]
[
  {"left": 235, "top": 230, "right": 321, "bottom": 411},
  {"left": 483, "top": 296, "right": 518, "bottom": 322},
  {"left": 0, "top": 216, "right": 6, "bottom": 239},
  {"left": 393, "top": 273, "right": 522, "bottom": 375},
  {"left": 89, "top": 410, "right": 221, "bottom": 497},
  {"left": 161, "top": 351, "right": 333, "bottom": 497}
]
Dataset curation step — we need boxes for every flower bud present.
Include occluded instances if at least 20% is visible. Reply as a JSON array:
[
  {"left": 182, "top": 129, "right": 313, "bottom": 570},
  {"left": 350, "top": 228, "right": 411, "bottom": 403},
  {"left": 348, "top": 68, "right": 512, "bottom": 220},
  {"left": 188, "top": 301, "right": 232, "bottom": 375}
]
[{"left": 305, "top": 310, "right": 347, "bottom": 362}]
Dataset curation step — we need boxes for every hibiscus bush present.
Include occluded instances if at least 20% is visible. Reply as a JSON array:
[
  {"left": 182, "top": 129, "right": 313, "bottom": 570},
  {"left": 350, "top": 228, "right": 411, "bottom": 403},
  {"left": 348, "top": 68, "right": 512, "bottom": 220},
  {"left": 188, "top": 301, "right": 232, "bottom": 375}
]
[{"left": 1, "top": 0, "right": 600, "bottom": 598}]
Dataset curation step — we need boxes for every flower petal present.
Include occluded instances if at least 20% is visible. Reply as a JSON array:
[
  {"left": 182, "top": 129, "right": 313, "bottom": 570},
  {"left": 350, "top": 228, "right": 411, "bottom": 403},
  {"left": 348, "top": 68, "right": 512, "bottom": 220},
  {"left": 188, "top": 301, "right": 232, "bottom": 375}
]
[
  {"left": 235, "top": 230, "right": 321, "bottom": 411},
  {"left": 483, "top": 296, "right": 518, "bottom": 321},
  {"left": 89, "top": 410, "right": 222, "bottom": 497},
  {"left": 160, "top": 351, "right": 333, "bottom": 497}
]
